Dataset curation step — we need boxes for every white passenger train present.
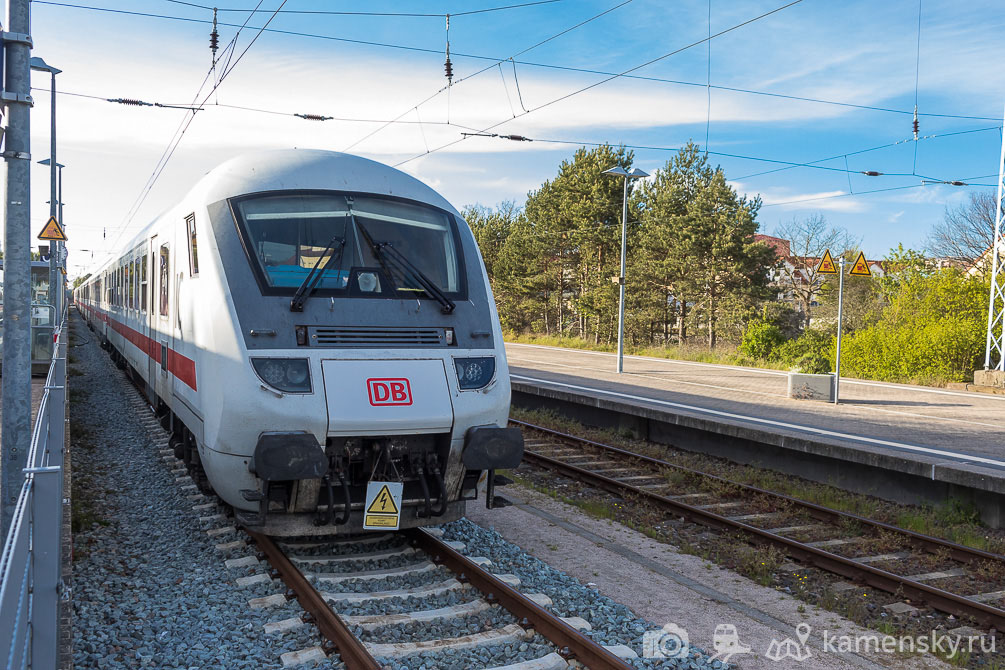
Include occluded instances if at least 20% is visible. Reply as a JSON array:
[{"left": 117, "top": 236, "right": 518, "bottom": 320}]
[{"left": 75, "top": 150, "right": 522, "bottom": 535}]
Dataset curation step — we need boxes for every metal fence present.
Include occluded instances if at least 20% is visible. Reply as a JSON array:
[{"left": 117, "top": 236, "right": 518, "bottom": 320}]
[{"left": 0, "top": 314, "right": 68, "bottom": 670}]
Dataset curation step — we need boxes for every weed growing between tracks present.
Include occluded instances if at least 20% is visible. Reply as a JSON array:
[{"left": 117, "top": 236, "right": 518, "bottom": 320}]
[{"left": 511, "top": 407, "right": 1005, "bottom": 670}]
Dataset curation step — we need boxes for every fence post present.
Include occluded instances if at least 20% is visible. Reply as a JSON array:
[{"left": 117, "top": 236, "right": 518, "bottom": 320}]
[
  {"left": 28, "top": 465, "right": 61, "bottom": 669},
  {"left": 31, "top": 324, "right": 65, "bottom": 668}
]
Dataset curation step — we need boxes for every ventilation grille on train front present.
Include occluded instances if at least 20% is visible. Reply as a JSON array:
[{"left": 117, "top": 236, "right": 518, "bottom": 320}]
[{"left": 309, "top": 326, "right": 445, "bottom": 348}]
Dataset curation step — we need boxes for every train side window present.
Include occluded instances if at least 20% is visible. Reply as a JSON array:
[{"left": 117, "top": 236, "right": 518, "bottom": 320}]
[
  {"left": 186, "top": 213, "right": 199, "bottom": 277},
  {"left": 129, "top": 261, "right": 135, "bottom": 309},
  {"left": 140, "top": 254, "right": 148, "bottom": 313},
  {"left": 159, "top": 244, "right": 170, "bottom": 317}
]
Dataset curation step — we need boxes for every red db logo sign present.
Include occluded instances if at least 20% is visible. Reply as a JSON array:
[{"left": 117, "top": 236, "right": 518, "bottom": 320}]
[{"left": 367, "top": 378, "right": 413, "bottom": 406}]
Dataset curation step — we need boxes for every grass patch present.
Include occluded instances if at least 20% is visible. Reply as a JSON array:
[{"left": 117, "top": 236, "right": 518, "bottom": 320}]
[
  {"left": 505, "top": 332, "right": 961, "bottom": 388},
  {"left": 506, "top": 332, "right": 786, "bottom": 371},
  {"left": 69, "top": 421, "right": 93, "bottom": 445},
  {"left": 70, "top": 475, "right": 108, "bottom": 535}
]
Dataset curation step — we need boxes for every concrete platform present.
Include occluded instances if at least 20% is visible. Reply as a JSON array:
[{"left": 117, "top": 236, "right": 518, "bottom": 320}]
[{"left": 505, "top": 343, "right": 1005, "bottom": 527}]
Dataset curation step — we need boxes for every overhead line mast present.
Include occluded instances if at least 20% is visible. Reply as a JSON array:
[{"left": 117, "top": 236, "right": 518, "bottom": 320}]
[{"left": 983, "top": 106, "right": 1005, "bottom": 373}]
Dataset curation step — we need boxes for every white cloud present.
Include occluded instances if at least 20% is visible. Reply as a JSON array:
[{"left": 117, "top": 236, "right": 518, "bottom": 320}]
[{"left": 753, "top": 188, "right": 866, "bottom": 213}]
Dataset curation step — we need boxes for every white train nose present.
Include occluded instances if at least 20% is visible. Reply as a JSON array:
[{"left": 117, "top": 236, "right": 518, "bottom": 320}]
[{"left": 321, "top": 359, "right": 454, "bottom": 435}]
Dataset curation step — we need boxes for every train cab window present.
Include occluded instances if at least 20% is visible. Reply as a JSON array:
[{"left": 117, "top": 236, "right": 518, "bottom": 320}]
[
  {"left": 186, "top": 214, "right": 199, "bottom": 277},
  {"left": 159, "top": 244, "right": 170, "bottom": 317},
  {"left": 231, "top": 193, "right": 464, "bottom": 300},
  {"left": 140, "top": 254, "right": 148, "bottom": 312}
]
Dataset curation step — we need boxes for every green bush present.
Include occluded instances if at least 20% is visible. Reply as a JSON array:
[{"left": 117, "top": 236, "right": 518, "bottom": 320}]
[
  {"left": 739, "top": 321, "right": 786, "bottom": 360},
  {"left": 777, "top": 330, "right": 834, "bottom": 374},
  {"left": 840, "top": 269, "right": 986, "bottom": 384}
]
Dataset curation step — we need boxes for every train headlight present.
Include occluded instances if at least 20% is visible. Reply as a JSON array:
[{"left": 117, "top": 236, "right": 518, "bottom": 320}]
[
  {"left": 454, "top": 356, "right": 495, "bottom": 390},
  {"left": 251, "top": 358, "right": 312, "bottom": 393}
]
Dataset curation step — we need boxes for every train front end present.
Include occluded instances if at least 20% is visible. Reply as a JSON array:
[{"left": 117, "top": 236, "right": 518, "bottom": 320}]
[{"left": 198, "top": 151, "right": 521, "bottom": 536}]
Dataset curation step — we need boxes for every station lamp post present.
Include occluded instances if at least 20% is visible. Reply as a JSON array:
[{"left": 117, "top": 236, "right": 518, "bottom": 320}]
[
  {"left": 39, "top": 158, "right": 65, "bottom": 309},
  {"left": 30, "top": 56, "right": 61, "bottom": 316},
  {"left": 602, "top": 166, "right": 649, "bottom": 374}
]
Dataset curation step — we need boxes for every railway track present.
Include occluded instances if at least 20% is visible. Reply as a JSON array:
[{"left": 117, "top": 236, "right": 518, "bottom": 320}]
[
  {"left": 125, "top": 376, "right": 644, "bottom": 669},
  {"left": 247, "top": 528, "right": 638, "bottom": 669},
  {"left": 512, "top": 418, "right": 1005, "bottom": 631}
]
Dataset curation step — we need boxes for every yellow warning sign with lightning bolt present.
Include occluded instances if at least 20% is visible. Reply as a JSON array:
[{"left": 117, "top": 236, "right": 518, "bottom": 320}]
[
  {"left": 363, "top": 482, "right": 402, "bottom": 530},
  {"left": 849, "top": 250, "right": 872, "bottom": 277},
  {"left": 817, "top": 249, "right": 837, "bottom": 275}
]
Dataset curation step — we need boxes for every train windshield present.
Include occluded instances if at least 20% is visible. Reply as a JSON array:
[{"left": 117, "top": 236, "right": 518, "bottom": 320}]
[{"left": 233, "top": 193, "right": 463, "bottom": 298}]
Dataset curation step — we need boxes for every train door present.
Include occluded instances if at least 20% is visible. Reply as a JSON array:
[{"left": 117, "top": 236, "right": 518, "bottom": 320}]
[
  {"left": 155, "top": 237, "right": 173, "bottom": 401},
  {"left": 172, "top": 213, "right": 198, "bottom": 401},
  {"left": 147, "top": 236, "right": 159, "bottom": 395}
]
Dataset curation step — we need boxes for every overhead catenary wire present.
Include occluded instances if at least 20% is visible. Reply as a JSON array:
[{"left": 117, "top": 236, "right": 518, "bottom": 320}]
[
  {"left": 705, "top": 0, "right": 711, "bottom": 157},
  {"left": 912, "top": 0, "right": 923, "bottom": 174},
  {"left": 30, "top": 87, "right": 492, "bottom": 130},
  {"left": 38, "top": 81, "right": 999, "bottom": 218},
  {"left": 393, "top": 0, "right": 810, "bottom": 168},
  {"left": 35, "top": 1, "right": 1001, "bottom": 123},
  {"left": 759, "top": 182, "right": 988, "bottom": 209},
  {"left": 106, "top": 0, "right": 288, "bottom": 255},
  {"left": 340, "top": 0, "right": 634, "bottom": 153},
  {"left": 159, "top": 0, "right": 563, "bottom": 18},
  {"left": 734, "top": 125, "right": 1002, "bottom": 181},
  {"left": 465, "top": 132, "right": 952, "bottom": 179}
]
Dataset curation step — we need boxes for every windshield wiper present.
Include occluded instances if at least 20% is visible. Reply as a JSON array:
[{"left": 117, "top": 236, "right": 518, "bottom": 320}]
[
  {"left": 289, "top": 236, "right": 346, "bottom": 312},
  {"left": 373, "top": 241, "right": 456, "bottom": 314}
]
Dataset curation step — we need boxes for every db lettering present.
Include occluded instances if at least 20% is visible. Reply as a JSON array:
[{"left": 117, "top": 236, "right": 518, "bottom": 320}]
[{"left": 367, "top": 378, "right": 413, "bottom": 406}]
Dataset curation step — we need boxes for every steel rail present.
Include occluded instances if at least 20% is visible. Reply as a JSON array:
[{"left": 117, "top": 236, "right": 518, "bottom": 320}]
[
  {"left": 246, "top": 530, "right": 381, "bottom": 670},
  {"left": 515, "top": 434, "right": 1005, "bottom": 630},
  {"left": 512, "top": 418, "right": 1005, "bottom": 565},
  {"left": 405, "top": 528, "right": 635, "bottom": 670}
]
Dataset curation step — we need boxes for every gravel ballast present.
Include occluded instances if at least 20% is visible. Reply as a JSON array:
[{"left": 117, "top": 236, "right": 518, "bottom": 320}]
[
  {"left": 69, "top": 312, "right": 728, "bottom": 669},
  {"left": 69, "top": 316, "right": 323, "bottom": 669}
]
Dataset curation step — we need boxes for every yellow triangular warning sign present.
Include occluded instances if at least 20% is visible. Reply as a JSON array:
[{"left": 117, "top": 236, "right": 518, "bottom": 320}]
[
  {"left": 817, "top": 249, "right": 837, "bottom": 275},
  {"left": 37, "top": 216, "right": 66, "bottom": 242},
  {"left": 849, "top": 250, "right": 871, "bottom": 277},
  {"left": 365, "top": 484, "right": 399, "bottom": 515}
]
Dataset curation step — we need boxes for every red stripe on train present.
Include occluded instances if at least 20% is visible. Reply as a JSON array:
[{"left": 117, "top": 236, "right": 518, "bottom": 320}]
[{"left": 81, "top": 303, "right": 198, "bottom": 391}]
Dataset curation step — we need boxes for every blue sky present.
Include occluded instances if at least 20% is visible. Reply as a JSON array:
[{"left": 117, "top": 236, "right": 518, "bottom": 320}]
[{"left": 23, "top": 0, "right": 1005, "bottom": 275}]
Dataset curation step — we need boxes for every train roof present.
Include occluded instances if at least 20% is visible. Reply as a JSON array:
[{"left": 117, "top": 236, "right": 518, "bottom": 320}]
[{"left": 89, "top": 150, "right": 460, "bottom": 279}]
